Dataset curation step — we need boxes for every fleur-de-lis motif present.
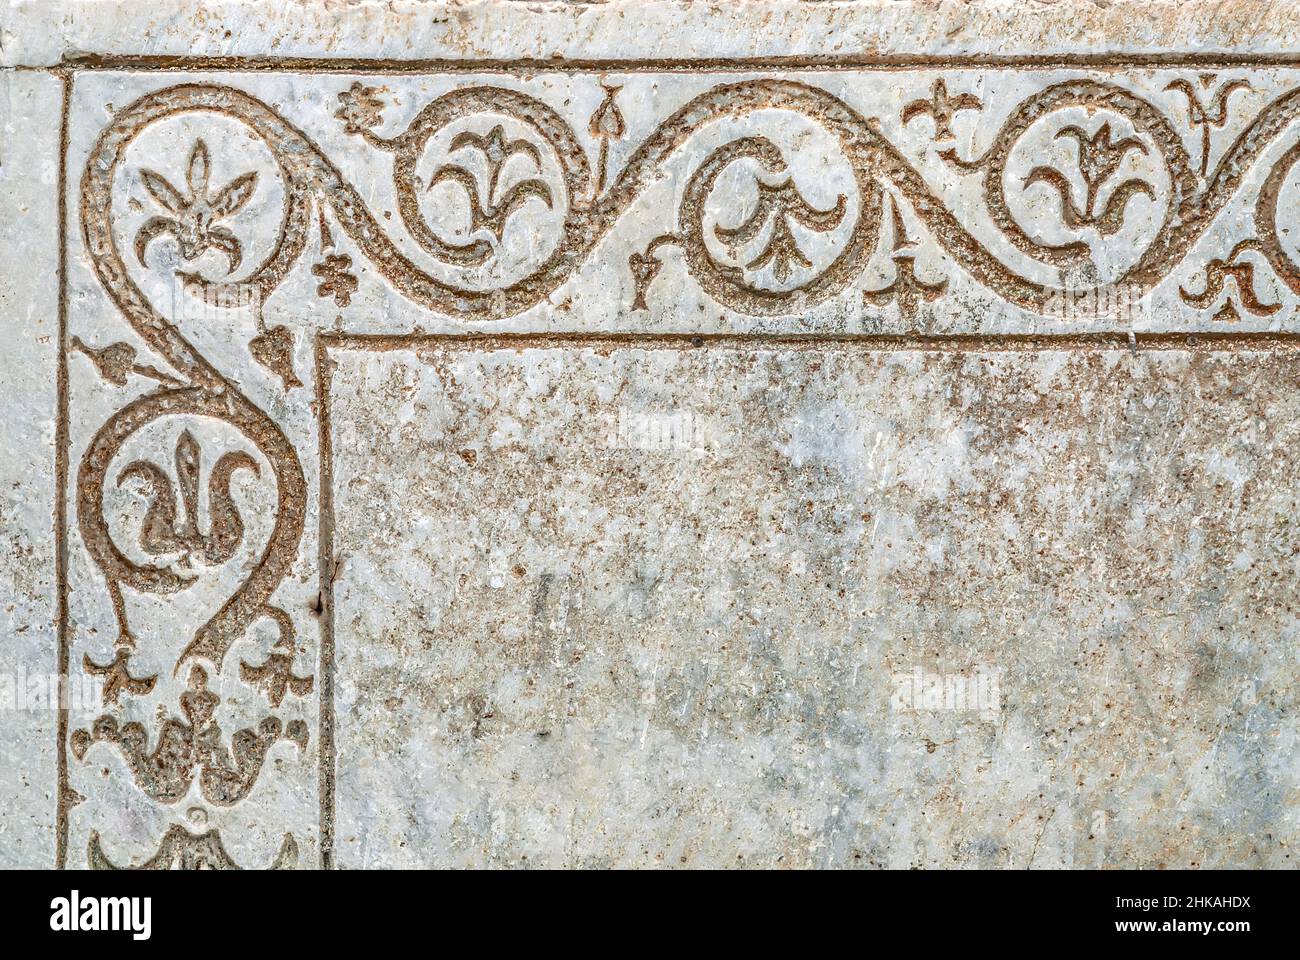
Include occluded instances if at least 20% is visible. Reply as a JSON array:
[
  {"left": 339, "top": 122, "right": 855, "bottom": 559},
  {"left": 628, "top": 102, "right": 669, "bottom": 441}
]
[
  {"left": 716, "top": 178, "right": 847, "bottom": 284},
  {"left": 1024, "top": 123, "right": 1154, "bottom": 235},
  {"left": 901, "top": 78, "right": 983, "bottom": 141},
  {"left": 116, "top": 430, "right": 259, "bottom": 569},
  {"left": 589, "top": 81, "right": 626, "bottom": 193},
  {"left": 428, "top": 125, "right": 554, "bottom": 245},
  {"left": 863, "top": 195, "right": 948, "bottom": 325},
  {"left": 1165, "top": 76, "right": 1251, "bottom": 177},
  {"left": 134, "top": 140, "right": 258, "bottom": 273}
]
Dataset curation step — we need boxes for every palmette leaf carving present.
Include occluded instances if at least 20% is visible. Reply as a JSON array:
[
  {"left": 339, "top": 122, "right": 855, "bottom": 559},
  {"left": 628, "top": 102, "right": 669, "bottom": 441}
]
[
  {"left": 1165, "top": 76, "right": 1252, "bottom": 176},
  {"left": 428, "top": 124, "right": 555, "bottom": 246},
  {"left": 71, "top": 666, "right": 307, "bottom": 806},
  {"left": 1179, "top": 240, "right": 1282, "bottom": 319},
  {"left": 1023, "top": 122, "right": 1155, "bottom": 235},
  {"left": 134, "top": 139, "right": 258, "bottom": 273},
  {"left": 715, "top": 177, "right": 847, "bottom": 285}
]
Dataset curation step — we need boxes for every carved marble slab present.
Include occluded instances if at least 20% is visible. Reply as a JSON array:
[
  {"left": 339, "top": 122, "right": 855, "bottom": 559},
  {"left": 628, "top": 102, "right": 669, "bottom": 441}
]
[{"left": 1, "top": 0, "right": 1297, "bottom": 869}]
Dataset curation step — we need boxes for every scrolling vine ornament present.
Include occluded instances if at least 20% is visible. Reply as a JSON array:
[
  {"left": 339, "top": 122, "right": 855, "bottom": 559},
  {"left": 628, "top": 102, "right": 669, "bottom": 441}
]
[{"left": 71, "top": 74, "right": 1300, "bottom": 857}]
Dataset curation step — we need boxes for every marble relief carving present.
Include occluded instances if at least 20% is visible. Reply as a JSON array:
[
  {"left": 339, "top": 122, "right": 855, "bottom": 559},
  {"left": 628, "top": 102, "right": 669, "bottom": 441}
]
[{"left": 51, "top": 59, "right": 1300, "bottom": 868}]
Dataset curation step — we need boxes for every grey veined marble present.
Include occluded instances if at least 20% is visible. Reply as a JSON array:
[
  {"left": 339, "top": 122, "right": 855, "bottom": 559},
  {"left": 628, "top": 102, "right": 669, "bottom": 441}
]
[{"left": 0, "top": 0, "right": 1297, "bottom": 869}]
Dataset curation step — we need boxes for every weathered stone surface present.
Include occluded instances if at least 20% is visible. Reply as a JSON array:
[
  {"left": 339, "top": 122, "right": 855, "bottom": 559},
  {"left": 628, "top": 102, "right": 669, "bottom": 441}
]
[
  {"left": 1, "top": 0, "right": 1297, "bottom": 869},
  {"left": 328, "top": 342, "right": 1298, "bottom": 868},
  {"left": 0, "top": 69, "right": 62, "bottom": 868}
]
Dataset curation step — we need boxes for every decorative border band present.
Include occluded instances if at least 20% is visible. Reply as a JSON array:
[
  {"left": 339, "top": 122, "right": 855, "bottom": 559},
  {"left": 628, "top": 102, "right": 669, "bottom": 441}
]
[{"left": 54, "top": 53, "right": 1300, "bottom": 866}]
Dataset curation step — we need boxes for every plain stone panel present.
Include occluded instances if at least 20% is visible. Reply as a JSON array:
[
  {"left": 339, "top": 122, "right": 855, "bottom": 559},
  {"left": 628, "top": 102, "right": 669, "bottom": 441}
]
[
  {"left": 0, "top": 69, "right": 61, "bottom": 868},
  {"left": 328, "top": 343, "right": 1297, "bottom": 868}
]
